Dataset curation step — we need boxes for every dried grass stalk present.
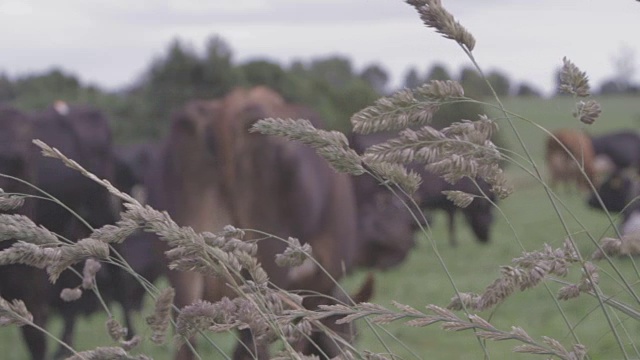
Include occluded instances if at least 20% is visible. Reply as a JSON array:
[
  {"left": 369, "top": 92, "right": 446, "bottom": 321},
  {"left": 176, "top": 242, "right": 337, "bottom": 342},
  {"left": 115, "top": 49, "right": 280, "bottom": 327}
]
[
  {"left": 406, "top": 0, "right": 476, "bottom": 51},
  {"left": 559, "top": 57, "right": 590, "bottom": 97}
]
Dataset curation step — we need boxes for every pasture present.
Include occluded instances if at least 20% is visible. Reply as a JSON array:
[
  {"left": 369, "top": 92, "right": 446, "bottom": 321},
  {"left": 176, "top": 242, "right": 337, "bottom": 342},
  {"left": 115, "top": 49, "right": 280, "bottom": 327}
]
[{"left": 1, "top": 95, "right": 639, "bottom": 359}]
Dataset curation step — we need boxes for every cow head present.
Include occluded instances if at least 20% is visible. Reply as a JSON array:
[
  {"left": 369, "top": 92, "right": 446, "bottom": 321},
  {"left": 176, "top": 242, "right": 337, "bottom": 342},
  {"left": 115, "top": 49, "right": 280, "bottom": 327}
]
[
  {"left": 588, "top": 170, "right": 639, "bottom": 213},
  {"left": 356, "top": 191, "right": 416, "bottom": 268},
  {"left": 458, "top": 177, "right": 496, "bottom": 243},
  {"left": 169, "top": 99, "right": 223, "bottom": 182},
  {"left": 348, "top": 132, "right": 418, "bottom": 269},
  {"left": 462, "top": 195, "right": 494, "bottom": 243}
]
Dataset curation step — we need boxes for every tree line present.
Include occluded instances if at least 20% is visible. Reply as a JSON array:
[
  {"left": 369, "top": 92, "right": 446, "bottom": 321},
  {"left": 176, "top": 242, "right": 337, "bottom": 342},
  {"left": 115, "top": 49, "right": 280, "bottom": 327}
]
[{"left": 0, "top": 36, "right": 634, "bottom": 143}]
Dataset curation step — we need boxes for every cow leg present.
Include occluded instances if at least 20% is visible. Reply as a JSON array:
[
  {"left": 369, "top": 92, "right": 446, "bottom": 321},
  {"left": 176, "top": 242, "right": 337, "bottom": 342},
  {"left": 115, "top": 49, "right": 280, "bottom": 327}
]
[
  {"left": 448, "top": 210, "right": 457, "bottom": 247},
  {"left": 120, "top": 296, "right": 136, "bottom": 340},
  {"left": 22, "top": 325, "right": 47, "bottom": 360},
  {"left": 3, "top": 265, "right": 50, "bottom": 360},
  {"left": 21, "top": 289, "right": 49, "bottom": 360},
  {"left": 232, "top": 329, "right": 268, "bottom": 360},
  {"left": 53, "top": 311, "right": 77, "bottom": 360},
  {"left": 170, "top": 270, "right": 204, "bottom": 360}
]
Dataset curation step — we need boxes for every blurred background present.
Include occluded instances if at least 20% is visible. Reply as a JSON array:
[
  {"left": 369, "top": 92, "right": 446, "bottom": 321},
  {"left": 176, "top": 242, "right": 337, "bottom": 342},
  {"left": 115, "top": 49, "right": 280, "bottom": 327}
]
[
  {"left": 1, "top": 0, "right": 639, "bottom": 142},
  {"left": 2, "top": 1, "right": 640, "bottom": 359}
]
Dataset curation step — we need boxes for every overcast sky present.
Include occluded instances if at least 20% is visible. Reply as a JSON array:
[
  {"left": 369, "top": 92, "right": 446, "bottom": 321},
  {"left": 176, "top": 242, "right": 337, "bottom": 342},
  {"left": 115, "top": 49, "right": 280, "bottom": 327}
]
[{"left": 1, "top": 0, "right": 638, "bottom": 96}]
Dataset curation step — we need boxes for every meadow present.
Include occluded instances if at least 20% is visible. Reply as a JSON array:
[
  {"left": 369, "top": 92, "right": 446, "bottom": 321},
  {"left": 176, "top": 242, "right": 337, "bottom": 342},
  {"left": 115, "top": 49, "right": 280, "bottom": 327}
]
[{"left": 1, "top": 95, "right": 638, "bottom": 359}]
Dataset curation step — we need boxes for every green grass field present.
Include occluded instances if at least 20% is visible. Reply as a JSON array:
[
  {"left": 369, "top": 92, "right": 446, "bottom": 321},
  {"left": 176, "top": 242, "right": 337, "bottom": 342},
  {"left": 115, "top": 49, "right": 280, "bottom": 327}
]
[{"left": 1, "top": 95, "right": 639, "bottom": 359}]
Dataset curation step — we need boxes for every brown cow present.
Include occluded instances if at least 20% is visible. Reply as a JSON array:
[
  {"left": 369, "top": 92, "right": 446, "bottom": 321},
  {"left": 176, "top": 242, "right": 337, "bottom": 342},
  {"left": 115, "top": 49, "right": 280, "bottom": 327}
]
[
  {"left": 148, "top": 87, "right": 363, "bottom": 359},
  {"left": 545, "top": 129, "right": 596, "bottom": 191},
  {"left": 213, "top": 87, "right": 361, "bottom": 359},
  {"left": 0, "top": 105, "right": 49, "bottom": 360}
]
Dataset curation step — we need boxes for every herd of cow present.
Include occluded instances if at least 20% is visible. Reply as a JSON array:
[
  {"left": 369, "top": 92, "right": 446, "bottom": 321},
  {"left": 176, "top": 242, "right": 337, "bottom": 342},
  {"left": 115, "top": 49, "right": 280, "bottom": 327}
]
[
  {"left": 545, "top": 128, "right": 640, "bottom": 235},
  {"left": 0, "top": 86, "right": 500, "bottom": 359}
]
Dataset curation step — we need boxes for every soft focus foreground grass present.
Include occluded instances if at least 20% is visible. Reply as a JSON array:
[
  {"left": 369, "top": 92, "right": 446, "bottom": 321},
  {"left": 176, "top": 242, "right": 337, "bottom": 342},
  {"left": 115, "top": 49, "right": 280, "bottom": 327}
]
[
  {"left": 352, "top": 95, "right": 640, "bottom": 359},
  {"left": 1, "top": 95, "right": 639, "bottom": 359}
]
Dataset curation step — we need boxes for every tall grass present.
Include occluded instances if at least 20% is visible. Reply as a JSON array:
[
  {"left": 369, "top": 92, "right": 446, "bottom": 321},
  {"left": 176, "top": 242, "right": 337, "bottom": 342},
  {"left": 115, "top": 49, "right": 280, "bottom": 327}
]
[{"left": 2, "top": 0, "right": 640, "bottom": 359}]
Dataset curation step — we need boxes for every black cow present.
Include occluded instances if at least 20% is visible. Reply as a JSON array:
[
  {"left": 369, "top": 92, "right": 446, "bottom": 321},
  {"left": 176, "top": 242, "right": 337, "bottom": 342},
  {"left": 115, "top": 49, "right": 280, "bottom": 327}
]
[
  {"left": 414, "top": 171, "right": 495, "bottom": 246},
  {"left": 350, "top": 131, "right": 497, "bottom": 247},
  {"left": 588, "top": 171, "right": 636, "bottom": 213},
  {"left": 591, "top": 130, "right": 640, "bottom": 172},
  {"left": 588, "top": 169, "right": 640, "bottom": 236},
  {"left": 0, "top": 105, "right": 50, "bottom": 360},
  {"left": 111, "top": 142, "right": 164, "bottom": 335},
  {"left": 113, "top": 141, "right": 158, "bottom": 204},
  {"left": 31, "top": 103, "right": 123, "bottom": 358}
]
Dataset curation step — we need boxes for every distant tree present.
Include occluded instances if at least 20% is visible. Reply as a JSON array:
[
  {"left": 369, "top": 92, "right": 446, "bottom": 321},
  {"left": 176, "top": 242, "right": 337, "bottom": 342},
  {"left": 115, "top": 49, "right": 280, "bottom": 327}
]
[
  {"left": 403, "top": 67, "right": 423, "bottom": 89},
  {"left": 0, "top": 73, "right": 15, "bottom": 102},
  {"left": 610, "top": 46, "right": 636, "bottom": 93},
  {"left": 598, "top": 79, "right": 621, "bottom": 95},
  {"left": 308, "top": 56, "right": 354, "bottom": 88},
  {"left": 425, "top": 63, "right": 451, "bottom": 81},
  {"left": 10, "top": 69, "right": 88, "bottom": 109},
  {"left": 239, "top": 59, "right": 288, "bottom": 91},
  {"left": 360, "top": 63, "right": 389, "bottom": 94},
  {"left": 486, "top": 70, "right": 511, "bottom": 96},
  {"left": 598, "top": 46, "right": 638, "bottom": 95},
  {"left": 200, "top": 36, "right": 242, "bottom": 97},
  {"left": 515, "top": 82, "right": 542, "bottom": 97},
  {"left": 137, "top": 36, "right": 242, "bottom": 138},
  {"left": 282, "top": 58, "right": 378, "bottom": 132},
  {"left": 458, "top": 67, "right": 488, "bottom": 97}
]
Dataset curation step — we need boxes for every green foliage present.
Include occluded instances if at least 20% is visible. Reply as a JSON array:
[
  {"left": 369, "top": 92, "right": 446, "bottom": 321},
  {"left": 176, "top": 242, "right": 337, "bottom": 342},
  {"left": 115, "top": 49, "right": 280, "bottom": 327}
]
[
  {"left": 515, "top": 82, "right": 542, "bottom": 97},
  {"left": 135, "top": 37, "right": 242, "bottom": 139},
  {"left": 425, "top": 63, "right": 451, "bottom": 82},
  {"left": 403, "top": 67, "right": 422, "bottom": 89},
  {"left": 360, "top": 63, "right": 390, "bottom": 95},
  {"left": 486, "top": 70, "right": 511, "bottom": 97},
  {"left": 459, "top": 66, "right": 488, "bottom": 98},
  {"left": 239, "top": 59, "right": 289, "bottom": 92}
]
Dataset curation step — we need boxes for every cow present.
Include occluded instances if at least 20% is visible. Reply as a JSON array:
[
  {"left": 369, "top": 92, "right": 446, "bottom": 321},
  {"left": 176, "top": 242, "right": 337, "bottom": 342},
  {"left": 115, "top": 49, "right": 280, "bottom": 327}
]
[
  {"left": 111, "top": 142, "right": 164, "bottom": 336},
  {"left": 545, "top": 129, "right": 597, "bottom": 192},
  {"left": 588, "top": 169, "right": 640, "bottom": 236},
  {"left": 0, "top": 105, "right": 50, "bottom": 360},
  {"left": 30, "top": 102, "right": 125, "bottom": 358},
  {"left": 350, "top": 131, "right": 497, "bottom": 247},
  {"left": 414, "top": 171, "right": 495, "bottom": 247},
  {"left": 591, "top": 130, "right": 640, "bottom": 171},
  {"left": 146, "top": 87, "right": 371, "bottom": 360},
  {"left": 113, "top": 141, "right": 158, "bottom": 204},
  {"left": 212, "top": 86, "right": 369, "bottom": 359}
]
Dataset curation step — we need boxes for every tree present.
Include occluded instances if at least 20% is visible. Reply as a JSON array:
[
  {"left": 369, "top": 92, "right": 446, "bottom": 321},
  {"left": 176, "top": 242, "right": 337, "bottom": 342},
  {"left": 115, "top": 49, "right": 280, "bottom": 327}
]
[
  {"left": 610, "top": 46, "right": 636, "bottom": 93},
  {"left": 360, "top": 64, "right": 389, "bottom": 94},
  {"left": 515, "top": 82, "right": 542, "bottom": 97},
  {"left": 458, "top": 67, "right": 488, "bottom": 97},
  {"left": 239, "top": 60, "right": 287, "bottom": 91},
  {"left": 0, "top": 73, "right": 15, "bottom": 102},
  {"left": 135, "top": 36, "right": 242, "bottom": 138},
  {"left": 598, "top": 46, "right": 638, "bottom": 95},
  {"left": 486, "top": 70, "right": 511, "bottom": 96},
  {"left": 308, "top": 56, "right": 354, "bottom": 88},
  {"left": 425, "top": 63, "right": 451, "bottom": 81},
  {"left": 403, "top": 67, "right": 423, "bottom": 89}
]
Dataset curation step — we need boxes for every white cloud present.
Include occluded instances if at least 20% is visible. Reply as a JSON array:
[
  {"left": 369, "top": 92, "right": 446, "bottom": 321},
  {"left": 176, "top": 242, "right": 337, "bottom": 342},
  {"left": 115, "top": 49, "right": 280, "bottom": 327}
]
[
  {"left": 0, "top": 1, "right": 33, "bottom": 15},
  {"left": 0, "top": 0, "right": 638, "bottom": 94},
  {"left": 166, "top": 0, "right": 266, "bottom": 13}
]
